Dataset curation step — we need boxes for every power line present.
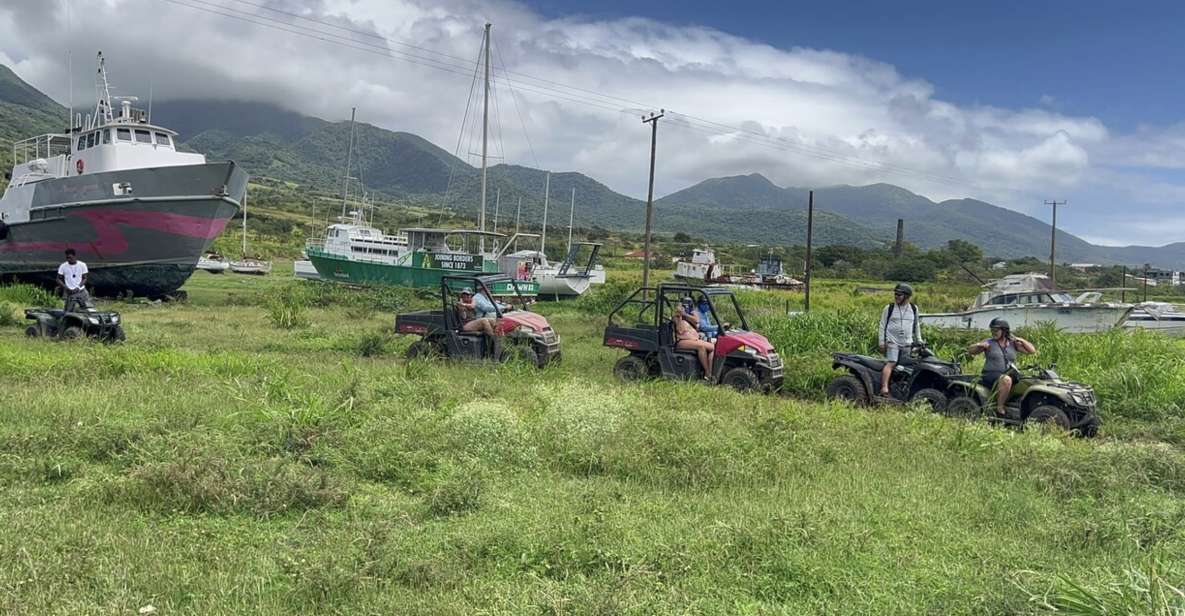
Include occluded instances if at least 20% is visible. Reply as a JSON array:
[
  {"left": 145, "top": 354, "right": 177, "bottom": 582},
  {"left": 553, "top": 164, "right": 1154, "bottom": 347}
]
[{"left": 158, "top": 0, "right": 985, "bottom": 192}]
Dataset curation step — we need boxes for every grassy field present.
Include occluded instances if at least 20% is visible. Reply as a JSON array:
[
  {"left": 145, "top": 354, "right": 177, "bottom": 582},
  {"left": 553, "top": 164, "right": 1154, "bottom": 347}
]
[{"left": 1, "top": 267, "right": 1184, "bottom": 614}]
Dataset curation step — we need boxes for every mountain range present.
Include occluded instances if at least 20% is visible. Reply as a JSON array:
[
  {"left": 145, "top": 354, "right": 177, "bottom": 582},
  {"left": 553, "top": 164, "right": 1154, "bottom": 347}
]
[{"left": 3, "top": 62, "right": 1183, "bottom": 267}]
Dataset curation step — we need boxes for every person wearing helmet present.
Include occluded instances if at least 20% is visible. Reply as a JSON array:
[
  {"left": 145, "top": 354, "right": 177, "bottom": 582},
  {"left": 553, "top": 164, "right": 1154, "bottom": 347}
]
[
  {"left": 876, "top": 283, "right": 923, "bottom": 397},
  {"left": 967, "top": 317, "right": 1037, "bottom": 416}
]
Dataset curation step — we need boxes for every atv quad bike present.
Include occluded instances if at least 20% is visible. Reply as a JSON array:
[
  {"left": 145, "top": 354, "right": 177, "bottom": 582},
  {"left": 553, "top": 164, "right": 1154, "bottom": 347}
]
[
  {"left": 945, "top": 363, "right": 1100, "bottom": 437},
  {"left": 395, "top": 274, "right": 560, "bottom": 368},
  {"left": 603, "top": 283, "right": 783, "bottom": 393},
  {"left": 826, "top": 343, "right": 960, "bottom": 411},
  {"left": 24, "top": 303, "right": 125, "bottom": 343}
]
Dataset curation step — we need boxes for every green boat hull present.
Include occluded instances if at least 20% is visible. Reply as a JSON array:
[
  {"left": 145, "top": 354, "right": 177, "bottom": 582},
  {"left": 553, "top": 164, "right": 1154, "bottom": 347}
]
[{"left": 306, "top": 248, "right": 539, "bottom": 296}]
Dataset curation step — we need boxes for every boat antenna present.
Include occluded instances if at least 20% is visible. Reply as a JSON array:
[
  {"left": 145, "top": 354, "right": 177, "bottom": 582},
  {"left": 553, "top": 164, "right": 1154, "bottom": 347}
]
[
  {"left": 66, "top": 0, "right": 72, "bottom": 131},
  {"left": 478, "top": 23, "right": 491, "bottom": 253},
  {"left": 147, "top": 78, "right": 153, "bottom": 124},
  {"left": 340, "top": 107, "right": 356, "bottom": 220},
  {"left": 566, "top": 187, "right": 575, "bottom": 254},
  {"left": 540, "top": 171, "right": 550, "bottom": 253}
]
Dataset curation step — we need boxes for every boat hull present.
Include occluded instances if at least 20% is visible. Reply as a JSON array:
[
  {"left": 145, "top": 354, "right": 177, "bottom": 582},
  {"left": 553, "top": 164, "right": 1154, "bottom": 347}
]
[
  {"left": 0, "top": 162, "right": 246, "bottom": 298},
  {"left": 536, "top": 273, "right": 591, "bottom": 297},
  {"left": 307, "top": 249, "right": 539, "bottom": 296},
  {"left": 921, "top": 304, "right": 1132, "bottom": 333}
]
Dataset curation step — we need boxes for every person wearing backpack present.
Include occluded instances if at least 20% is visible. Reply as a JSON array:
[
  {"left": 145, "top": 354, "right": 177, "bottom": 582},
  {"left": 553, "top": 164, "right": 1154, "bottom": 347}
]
[{"left": 877, "top": 283, "right": 923, "bottom": 398}]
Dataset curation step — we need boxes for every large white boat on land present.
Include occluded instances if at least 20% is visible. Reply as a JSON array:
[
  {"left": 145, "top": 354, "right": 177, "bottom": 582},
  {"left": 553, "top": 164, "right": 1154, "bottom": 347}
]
[
  {"left": 1123, "top": 302, "right": 1185, "bottom": 336},
  {"left": 0, "top": 53, "right": 246, "bottom": 298},
  {"left": 675, "top": 247, "right": 726, "bottom": 282},
  {"left": 499, "top": 241, "right": 603, "bottom": 297},
  {"left": 920, "top": 273, "right": 1133, "bottom": 333}
]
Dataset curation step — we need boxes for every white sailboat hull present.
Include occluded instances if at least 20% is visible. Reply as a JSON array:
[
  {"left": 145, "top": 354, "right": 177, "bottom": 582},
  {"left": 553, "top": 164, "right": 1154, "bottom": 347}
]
[
  {"left": 921, "top": 304, "right": 1132, "bottom": 333},
  {"left": 675, "top": 261, "right": 715, "bottom": 281},
  {"left": 535, "top": 272, "right": 592, "bottom": 296}
]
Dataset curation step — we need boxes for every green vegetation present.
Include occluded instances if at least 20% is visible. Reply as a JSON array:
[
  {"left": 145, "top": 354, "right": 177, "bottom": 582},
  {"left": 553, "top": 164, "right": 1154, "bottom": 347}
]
[{"left": 0, "top": 266, "right": 1183, "bottom": 613}]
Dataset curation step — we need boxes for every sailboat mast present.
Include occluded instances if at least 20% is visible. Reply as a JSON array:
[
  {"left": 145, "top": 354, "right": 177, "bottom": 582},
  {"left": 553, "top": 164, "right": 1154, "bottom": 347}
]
[
  {"left": 340, "top": 107, "right": 356, "bottom": 220},
  {"left": 540, "top": 172, "right": 550, "bottom": 253},
  {"left": 567, "top": 187, "right": 575, "bottom": 253},
  {"left": 492, "top": 188, "right": 501, "bottom": 235},
  {"left": 479, "top": 23, "right": 491, "bottom": 252}
]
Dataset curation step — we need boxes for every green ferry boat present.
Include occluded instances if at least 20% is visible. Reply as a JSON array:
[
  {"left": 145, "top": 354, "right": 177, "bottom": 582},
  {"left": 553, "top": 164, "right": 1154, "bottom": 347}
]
[{"left": 305, "top": 221, "right": 540, "bottom": 296}]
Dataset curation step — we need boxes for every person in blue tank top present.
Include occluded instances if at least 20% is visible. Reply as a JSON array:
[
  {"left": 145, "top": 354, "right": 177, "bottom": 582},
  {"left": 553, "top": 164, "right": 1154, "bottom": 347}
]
[{"left": 966, "top": 318, "right": 1037, "bottom": 416}]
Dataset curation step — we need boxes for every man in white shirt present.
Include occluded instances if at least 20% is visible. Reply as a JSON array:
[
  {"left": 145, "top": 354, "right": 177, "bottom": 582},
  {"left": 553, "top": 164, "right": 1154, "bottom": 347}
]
[{"left": 57, "top": 248, "right": 90, "bottom": 312}]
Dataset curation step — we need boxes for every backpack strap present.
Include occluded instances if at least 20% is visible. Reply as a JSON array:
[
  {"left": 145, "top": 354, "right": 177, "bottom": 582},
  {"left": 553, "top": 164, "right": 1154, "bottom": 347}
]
[{"left": 883, "top": 302, "right": 895, "bottom": 341}]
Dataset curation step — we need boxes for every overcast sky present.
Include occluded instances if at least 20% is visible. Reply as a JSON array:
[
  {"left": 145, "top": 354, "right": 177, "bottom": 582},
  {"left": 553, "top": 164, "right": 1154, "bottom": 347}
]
[{"left": 3, "top": 0, "right": 1184, "bottom": 247}]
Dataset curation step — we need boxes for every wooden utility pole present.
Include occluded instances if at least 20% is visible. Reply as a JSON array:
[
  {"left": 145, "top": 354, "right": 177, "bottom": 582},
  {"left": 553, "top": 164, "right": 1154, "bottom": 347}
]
[
  {"left": 340, "top": 107, "right": 356, "bottom": 220},
  {"left": 1121, "top": 265, "right": 1127, "bottom": 302},
  {"left": 804, "top": 190, "right": 814, "bottom": 312},
  {"left": 641, "top": 110, "right": 664, "bottom": 292},
  {"left": 893, "top": 218, "right": 904, "bottom": 258},
  {"left": 1045, "top": 200, "right": 1066, "bottom": 287}
]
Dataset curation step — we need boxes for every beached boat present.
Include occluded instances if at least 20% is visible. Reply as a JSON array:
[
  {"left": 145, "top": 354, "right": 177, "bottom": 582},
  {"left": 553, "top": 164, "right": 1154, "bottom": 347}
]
[
  {"left": 1123, "top": 302, "right": 1185, "bottom": 336},
  {"left": 920, "top": 273, "right": 1132, "bottom": 333},
  {"left": 196, "top": 252, "right": 230, "bottom": 273},
  {"left": 0, "top": 53, "right": 245, "bottom": 298},
  {"left": 294, "top": 259, "right": 320, "bottom": 280},
  {"left": 675, "top": 247, "right": 727, "bottom": 282}
]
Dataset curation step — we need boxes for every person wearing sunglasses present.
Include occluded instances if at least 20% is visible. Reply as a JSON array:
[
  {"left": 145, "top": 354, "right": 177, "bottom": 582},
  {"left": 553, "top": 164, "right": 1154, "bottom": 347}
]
[{"left": 877, "top": 283, "right": 923, "bottom": 398}]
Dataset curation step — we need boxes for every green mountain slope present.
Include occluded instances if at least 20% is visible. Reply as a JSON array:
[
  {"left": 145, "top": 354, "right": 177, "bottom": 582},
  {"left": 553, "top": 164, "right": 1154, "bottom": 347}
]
[{"left": 2, "top": 62, "right": 1181, "bottom": 266}]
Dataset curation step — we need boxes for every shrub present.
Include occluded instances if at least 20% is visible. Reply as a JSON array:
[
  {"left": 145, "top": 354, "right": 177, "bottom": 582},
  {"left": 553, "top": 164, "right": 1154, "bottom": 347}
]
[
  {"left": 266, "top": 285, "right": 311, "bottom": 329},
  {"left": 0, "top": 283, "right": 58, "bottom": 307},
  {"left": 0, "top": 302, "right": 19, "bottom": 327},
  {"left": 426, "top": 460, "right": 485, "bottom": 516},
  {"left": 533, "top": 381, "right": 628, "bottom": 475},
  {"left": 355, "top": 331, "right": 391, "bottom": 357}
]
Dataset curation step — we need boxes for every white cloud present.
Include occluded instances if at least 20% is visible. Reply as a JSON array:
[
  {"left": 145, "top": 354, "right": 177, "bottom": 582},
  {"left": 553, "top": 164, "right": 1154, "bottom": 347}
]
[{"left": 2, "top": 0, "right": 1183, "bottom": 245}]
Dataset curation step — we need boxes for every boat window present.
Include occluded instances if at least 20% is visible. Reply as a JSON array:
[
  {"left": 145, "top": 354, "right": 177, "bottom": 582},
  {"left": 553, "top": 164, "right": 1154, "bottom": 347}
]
[
  {"left": 117, "top": 128, "right": 132, "bottom": 142},
  {"left": 102, "top": 130, "right": 112, "bottom": 144},
  {"left": 86, "top": 133, "right": 95, "bottom": 148},
  {"left": 77, "top": 136, "right": 86, "bottom": 150},
  {"left": 987, "top": 294, "right": 1016, "bottom": 305},
  {"left": 154, "top": 133, "right": 171, "bottom": 147},
  {"left": 135, "top": 129, "right": 152, "bottom": 143}
]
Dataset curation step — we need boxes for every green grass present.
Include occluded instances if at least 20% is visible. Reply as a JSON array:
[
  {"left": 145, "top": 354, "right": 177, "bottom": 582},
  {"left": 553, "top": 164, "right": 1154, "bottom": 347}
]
[{"left": 0, "top": 269, "right": 1183, "bottom": 614}]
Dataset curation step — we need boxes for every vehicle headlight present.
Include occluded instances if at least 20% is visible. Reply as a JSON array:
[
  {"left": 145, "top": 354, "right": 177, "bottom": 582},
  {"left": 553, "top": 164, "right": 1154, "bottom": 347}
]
[
  {"left": 87, "top": 316, "right": 100, "bottom": 324},
  {"left": 111, "top": 315, "right": 120, "bottom": 323},
  {"left": 736, "top": 344, "right": 759, "bottom": 355}
]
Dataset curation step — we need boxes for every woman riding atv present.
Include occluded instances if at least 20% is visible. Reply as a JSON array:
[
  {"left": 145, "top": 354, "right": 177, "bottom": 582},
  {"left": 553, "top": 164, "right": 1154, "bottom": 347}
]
[{"left": 966, "top": 318, "right": 1037, "bottom": 417}]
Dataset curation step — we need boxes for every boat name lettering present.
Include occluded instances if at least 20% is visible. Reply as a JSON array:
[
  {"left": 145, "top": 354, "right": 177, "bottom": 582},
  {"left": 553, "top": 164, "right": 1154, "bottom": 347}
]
[{"left": 426, "top": 252, "right": 482, "bottom": 270}]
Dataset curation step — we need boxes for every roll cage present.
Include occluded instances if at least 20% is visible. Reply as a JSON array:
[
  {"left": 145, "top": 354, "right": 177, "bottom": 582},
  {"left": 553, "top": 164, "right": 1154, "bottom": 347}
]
[{"left": 607, "top": 283, "right": 749, "bottom": 332}]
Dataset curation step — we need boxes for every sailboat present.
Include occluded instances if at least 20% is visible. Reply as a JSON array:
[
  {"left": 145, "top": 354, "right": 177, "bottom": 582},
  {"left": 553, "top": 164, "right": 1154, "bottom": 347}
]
[
  {"left": 302, "top": 26, "right": 539, "bottom": 297},
  {"left": 229, "top": 193, "right": 272, "bottom": 275},
  {"left": 499, "top": 184, "right": 601, "bottom": 296}
]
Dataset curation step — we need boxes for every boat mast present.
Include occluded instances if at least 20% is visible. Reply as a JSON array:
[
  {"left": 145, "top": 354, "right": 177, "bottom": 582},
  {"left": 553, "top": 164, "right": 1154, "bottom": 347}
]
[
  {"left": 340, "top": 107, "right": 356, "bottom": 221},
  {"left": 567, "top": 187, "right": 575, "bottom": 254},
  {"left": 492, "top": 187, "right": 501, "bottom": 235},
  {"left": 540, "top": 172, "right": 550, "bottom": 254},
  {"left": 479, "top": 23, "right": 491, "bottom": 253}
]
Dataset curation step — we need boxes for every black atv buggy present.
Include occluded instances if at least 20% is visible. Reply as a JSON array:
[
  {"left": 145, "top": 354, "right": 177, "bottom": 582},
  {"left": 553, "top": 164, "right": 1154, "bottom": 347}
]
[
  {"left": 826, "top": 343, "right": 961, "bottom": 411},
  {"left": 394, "top": 274, "right": 561, "bottom": 368},
  {"left": 602, "top": 283, "right": 783, "bottom": 393},
  {"left": 944, "top": 362, "right": 1100, "bottom": 437},
  {"left": 24, "top": 302, "right": 125, "bottom": 344}
]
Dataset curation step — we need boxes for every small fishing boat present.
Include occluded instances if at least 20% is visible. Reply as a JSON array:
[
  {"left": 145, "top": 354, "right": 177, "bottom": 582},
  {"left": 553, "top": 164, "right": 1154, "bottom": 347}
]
[
  {"left": 1123, "top": 302, "right": 1185, "bottom": 336},
  {"left": 196, "top": 252, "right": 229, "bottom": 273},
  {"left": 229, "top": 258, "right": 272, "bottom": 275},
  {"left": 921, "top": 273, "right": 1132, "bottom": 333}
]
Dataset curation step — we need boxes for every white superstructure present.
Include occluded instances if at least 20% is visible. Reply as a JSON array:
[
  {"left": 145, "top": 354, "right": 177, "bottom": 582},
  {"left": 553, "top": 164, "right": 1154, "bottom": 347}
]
[
  {"left": 307, "top": 210, "right": 411, "bottom": 265},
  {"left": 2, "top": 53, "right": 202, "bottom": 224},
  {"left": 675, "top": 247, "right": 722, "bottom": 281}
]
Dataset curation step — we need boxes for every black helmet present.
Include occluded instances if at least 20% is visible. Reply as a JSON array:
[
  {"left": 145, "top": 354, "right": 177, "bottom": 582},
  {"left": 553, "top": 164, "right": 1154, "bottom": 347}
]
[
  {"left": 989, "top": 317, "right": 1010, "bottom": 331},
  {"left": 893, "top": 282, "right": 913, "bottom": 296}
]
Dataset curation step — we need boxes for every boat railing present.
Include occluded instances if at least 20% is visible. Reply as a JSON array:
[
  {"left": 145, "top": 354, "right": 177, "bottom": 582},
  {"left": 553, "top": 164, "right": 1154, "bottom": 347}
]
[{"left": 12, "top": 134, "right": 71, "bottom": 166}]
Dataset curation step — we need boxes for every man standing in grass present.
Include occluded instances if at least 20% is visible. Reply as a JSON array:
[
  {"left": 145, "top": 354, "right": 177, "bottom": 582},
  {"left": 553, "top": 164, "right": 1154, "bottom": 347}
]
[
  {"left": 877, "top": 283, "right": 922, "bottom": 398},
  {"left": 57, "top": 248, "right": 90, "bottom": 312}
]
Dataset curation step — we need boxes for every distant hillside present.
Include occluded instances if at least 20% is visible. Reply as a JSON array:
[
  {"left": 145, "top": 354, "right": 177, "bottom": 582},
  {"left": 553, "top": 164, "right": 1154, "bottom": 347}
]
[{"left": 3, "top": 62, "right": 1182, "bottom": 267}]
